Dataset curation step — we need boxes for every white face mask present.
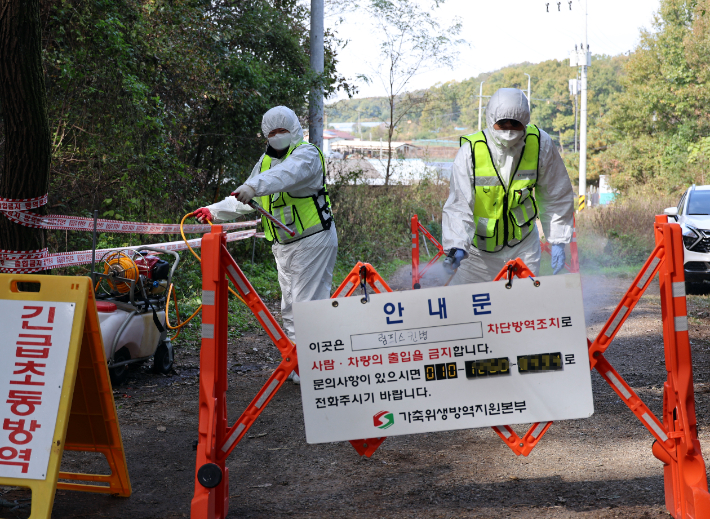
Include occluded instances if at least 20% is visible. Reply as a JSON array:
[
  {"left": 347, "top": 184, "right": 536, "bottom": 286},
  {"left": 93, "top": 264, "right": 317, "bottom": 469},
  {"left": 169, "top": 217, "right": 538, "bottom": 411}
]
[
  {"left": 268, "top": 132, "right": 291, "bottom": 151},
  {"left": 490, "top": 128, "right": 525, "bottom": 148}
]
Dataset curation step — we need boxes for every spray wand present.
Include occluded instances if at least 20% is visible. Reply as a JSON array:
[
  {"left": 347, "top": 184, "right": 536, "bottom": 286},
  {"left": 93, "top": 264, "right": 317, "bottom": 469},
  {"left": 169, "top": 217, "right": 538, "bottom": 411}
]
[{"left": 243, "top": 199, "right": 296, "bottom": 238}]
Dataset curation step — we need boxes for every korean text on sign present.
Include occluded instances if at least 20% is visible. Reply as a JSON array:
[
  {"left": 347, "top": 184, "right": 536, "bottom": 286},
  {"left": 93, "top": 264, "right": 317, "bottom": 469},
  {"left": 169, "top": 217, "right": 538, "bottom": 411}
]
[{"left": 0, "top": 302, "right": 75, "bottom": 480}]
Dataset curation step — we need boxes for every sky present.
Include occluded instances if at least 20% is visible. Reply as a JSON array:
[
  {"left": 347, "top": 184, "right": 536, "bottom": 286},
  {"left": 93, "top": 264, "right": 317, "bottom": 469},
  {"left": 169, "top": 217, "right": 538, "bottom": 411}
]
[{"left": 327, "top": 0, "right": 660, "bottom": 101}]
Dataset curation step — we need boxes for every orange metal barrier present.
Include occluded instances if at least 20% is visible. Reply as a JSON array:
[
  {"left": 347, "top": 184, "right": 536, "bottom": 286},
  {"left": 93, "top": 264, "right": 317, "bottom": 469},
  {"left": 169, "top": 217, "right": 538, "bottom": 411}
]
[
  {"left": 191, "top": 228, "right": 397, "bottom": 518},
  {"left": 539, "top": 216, "right": 580, "bottom": 273},
  {"left": 490, "top": 218, "right": 710, "bottom": 519},
  {"left": 332, "top": 261, "right": 394, "bottom": 457},
  {"left": 411, "top": 214, "right": 445, "bottom": 289},
  {"left": 193, "top": 218, "right": 708, "bottom": 519}
]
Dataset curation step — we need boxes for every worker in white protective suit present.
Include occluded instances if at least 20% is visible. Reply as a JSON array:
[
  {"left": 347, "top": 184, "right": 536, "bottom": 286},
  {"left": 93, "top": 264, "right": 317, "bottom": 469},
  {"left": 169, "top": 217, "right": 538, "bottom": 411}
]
[
  {"left": 193, "top": 106, "right": 338, "bottom": 384},
  {"left": 442, "top": 88, "right": 574, "bottom": 283}
]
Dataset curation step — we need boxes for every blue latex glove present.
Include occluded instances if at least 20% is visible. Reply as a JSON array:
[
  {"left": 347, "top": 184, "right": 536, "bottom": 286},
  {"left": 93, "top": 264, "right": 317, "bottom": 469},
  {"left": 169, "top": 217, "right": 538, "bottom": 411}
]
[
  {"left": 551, "top": 243, "right": 566, "bottom": 275},
  {"left": 443, "top": 248, "right": 466, "bottom": 275}
]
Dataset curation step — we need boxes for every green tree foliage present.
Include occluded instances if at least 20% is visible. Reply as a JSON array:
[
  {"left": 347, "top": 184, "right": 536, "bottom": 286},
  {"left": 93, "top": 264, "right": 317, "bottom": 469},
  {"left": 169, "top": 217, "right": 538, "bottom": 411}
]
[
  {"left": 8, "top": 0, "right": 350, "bottom": 257},
  {"left": 328, "top": 54, "right": 627, "bottom": 186},
  {"left": 602, "top": 0, "right": 710, "bottom": 192}
]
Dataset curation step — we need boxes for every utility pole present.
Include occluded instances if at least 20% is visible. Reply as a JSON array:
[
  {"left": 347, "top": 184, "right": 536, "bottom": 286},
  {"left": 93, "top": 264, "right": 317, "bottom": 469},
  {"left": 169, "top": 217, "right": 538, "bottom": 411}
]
[
  {"left": 574, "top": 88, "right": 579, "bottom": 153},
  {"left": 357, "top": 109, "right": 362, "bottom": 139},
  {"left": 568, "top": 76, "right": 579, "bottom": 152},
  {"left": 569, "top": 0, "right": 589, "bottom": 209},
  {"left": 579, "top": 0, "right": 588, "bottom": 207},
  {"left": 524, "top": 73, "right": 531, "bottom": 111},
  {"left": 478, "top": 80, "right": 484, "bottom": 131},
  {"left": 308, "top": 0, "right": 324, "bottom": 149}
]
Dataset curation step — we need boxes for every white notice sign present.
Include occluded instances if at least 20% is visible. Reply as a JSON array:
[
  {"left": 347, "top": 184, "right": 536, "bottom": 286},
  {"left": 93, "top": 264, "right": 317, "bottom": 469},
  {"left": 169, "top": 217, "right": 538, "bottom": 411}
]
[
  {"left": 293, "top": 274, "right": 593, "bottom": 444},
  {"left": 0, "top": 301, "right": 76, "bottom": 480}
]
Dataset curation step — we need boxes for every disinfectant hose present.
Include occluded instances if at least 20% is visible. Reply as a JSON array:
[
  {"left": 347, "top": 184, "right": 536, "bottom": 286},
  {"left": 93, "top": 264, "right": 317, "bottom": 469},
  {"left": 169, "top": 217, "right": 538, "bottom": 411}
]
[{"left": 165, "top": 212, "right": 249, "bottom": 339}]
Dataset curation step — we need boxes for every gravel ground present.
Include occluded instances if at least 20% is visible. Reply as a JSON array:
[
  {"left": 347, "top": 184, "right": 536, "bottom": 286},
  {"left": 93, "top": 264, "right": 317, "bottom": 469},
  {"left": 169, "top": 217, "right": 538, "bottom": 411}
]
[{"left": 2, "top": 267, "right": 710, "bottom": 518}]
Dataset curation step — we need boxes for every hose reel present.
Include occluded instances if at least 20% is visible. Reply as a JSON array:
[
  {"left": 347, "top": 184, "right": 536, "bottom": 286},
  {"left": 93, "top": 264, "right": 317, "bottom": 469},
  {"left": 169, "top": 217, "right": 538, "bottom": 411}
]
[{"left": 99, "top": 251, "right": 140, "bottom": 295}]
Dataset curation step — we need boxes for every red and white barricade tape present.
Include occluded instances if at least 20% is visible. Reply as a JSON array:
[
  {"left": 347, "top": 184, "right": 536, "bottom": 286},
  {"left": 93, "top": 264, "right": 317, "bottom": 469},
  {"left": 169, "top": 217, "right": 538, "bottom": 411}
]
[
  {"left": 0, "top": 230, "right": 264, "bottom": 273},
  {"left": 0, "top": 194, "right": 257, "bottom": 234}
]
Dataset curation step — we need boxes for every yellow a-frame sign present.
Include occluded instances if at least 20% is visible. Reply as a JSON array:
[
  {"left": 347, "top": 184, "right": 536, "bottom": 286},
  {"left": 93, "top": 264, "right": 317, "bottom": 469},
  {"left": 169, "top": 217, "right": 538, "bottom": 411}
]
[{"left": 0, "top": 274, "right": 130, "bottom": 519}]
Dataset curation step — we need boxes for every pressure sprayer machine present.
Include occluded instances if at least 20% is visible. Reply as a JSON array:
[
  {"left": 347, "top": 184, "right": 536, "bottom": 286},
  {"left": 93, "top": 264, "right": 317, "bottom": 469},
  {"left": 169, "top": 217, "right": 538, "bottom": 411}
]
[
  {"left": 93, "top": 246, "right": 180, "bottom": 385},
  {"left": 90, "top": 197, "right": 294, "bottom": 386}
]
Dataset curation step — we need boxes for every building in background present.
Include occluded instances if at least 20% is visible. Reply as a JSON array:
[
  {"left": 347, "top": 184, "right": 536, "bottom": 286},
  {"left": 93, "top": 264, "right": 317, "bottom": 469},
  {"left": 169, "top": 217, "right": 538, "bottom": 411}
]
[
  {"left": 599, "top": 175, "right": 616, "bottom": 205},
  {"left": 330, "top": 140, "right": 419, "bottom": 159},
  {"left": 304, "top": 128, "right": 355, "bottom": 157}
]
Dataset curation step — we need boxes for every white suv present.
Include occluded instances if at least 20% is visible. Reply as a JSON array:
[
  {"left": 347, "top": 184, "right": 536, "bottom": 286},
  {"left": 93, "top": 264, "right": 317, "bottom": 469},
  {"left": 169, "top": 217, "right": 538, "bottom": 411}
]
[{"left": 664, "top": 185, "right": 710, "bottom": 289}]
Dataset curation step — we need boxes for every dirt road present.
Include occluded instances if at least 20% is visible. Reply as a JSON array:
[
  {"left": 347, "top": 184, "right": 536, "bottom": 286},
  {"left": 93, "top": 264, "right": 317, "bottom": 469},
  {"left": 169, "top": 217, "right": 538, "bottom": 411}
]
[{"left": 3, "top": 269, "right": 710, "bottom": 518}]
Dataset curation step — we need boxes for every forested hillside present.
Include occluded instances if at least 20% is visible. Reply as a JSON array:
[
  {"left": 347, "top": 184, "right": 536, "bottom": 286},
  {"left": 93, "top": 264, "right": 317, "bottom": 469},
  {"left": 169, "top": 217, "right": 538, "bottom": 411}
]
[
  {"left": 327, "top": 55, "right": 627, "bottom": 186},
  {"left": 327, "top": 55, "right": 625, "bottom": 147},
  {"left": 328, "top": 0, "right": 710, "bottom": 195}
]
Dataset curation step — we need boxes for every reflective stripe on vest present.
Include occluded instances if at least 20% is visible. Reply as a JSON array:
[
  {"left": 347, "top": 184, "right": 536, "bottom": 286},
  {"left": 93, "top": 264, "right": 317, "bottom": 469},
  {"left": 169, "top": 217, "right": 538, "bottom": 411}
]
[
  {"left": 460, "top": 125, "right": 541, "bottom": 253},
  {"left": 258, "top": 142, "right": 333, "bottom": 244}
]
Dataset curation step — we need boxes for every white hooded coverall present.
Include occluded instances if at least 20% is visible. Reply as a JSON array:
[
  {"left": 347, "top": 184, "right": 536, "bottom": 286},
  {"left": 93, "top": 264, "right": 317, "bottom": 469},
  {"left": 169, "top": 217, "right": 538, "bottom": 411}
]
[
  {"left": 442, "top": 88, "right": 574, "bottom": 284},
  {"left": 206, "top": 106, "right": 338, "bottom": 341}
]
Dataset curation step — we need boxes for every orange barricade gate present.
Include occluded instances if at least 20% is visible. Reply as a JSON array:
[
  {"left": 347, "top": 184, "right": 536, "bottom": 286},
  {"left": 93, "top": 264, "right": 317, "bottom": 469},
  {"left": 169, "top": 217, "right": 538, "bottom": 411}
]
[
  {"left": 480, "top": 217, "right": 710, "bottom": 519},
  {"left": 411, "top": 214, "right": 445, "bottom": 289},
  {"left": 193, "top": 218, "right": 709, "bottom": 519},
  {"left": 315, "top": 216, "right": 710, "bottom": 518},
  {"left": 539, "top": 216, "right": 580, "bottom": 274},
  {"left": 191, "top": 227, "right": 396, "bottom": 519}
]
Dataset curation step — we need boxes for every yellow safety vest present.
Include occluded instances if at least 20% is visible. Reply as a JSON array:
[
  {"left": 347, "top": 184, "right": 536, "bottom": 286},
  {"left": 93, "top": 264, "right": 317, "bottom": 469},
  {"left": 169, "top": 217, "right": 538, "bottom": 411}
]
[
  {"left": 258, "top": 141, "right": 333, "bottom": 244},
  {"left": 460, "top": 125, "right": 540, "bottom": 253}
]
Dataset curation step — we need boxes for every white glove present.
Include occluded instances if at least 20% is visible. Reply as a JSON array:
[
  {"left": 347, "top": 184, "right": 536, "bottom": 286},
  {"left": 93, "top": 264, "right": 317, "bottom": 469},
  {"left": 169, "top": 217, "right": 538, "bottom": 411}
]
[{"left": 231, "top": 184, "right": 256, "bottom": 204}]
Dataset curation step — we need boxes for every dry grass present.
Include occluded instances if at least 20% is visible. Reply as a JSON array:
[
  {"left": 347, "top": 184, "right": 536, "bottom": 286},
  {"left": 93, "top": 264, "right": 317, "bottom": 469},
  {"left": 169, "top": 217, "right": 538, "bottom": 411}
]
[
  {"left": 326, "top": 159, "right": 449, "bottom": 265},
  {"left": 576, "top": 189, "right": 678, "bottom": 268},
  {"left": 330, "top": 183, "right": 448, "bottom": 262}
]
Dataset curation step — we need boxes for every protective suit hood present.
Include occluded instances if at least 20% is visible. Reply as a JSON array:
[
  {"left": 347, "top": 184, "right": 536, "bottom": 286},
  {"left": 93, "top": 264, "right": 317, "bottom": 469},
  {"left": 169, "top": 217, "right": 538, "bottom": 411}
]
[
  {"left": 485, "top": 88, "right": 530, "bottom": 149},
  {"left": 262, "top": 106, "right": 304, "bottom": 148},
  {"left": 486, "top": 88, "right": 531, "bottom": 129}
]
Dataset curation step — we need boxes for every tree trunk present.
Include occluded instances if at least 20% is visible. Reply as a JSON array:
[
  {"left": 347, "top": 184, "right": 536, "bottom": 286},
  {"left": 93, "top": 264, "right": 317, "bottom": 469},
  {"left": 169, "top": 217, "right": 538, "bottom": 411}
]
[
  {"left": 0, "top": 0, "right": 51, "bottom": 252},
  {"left": 385, "top": 95, "right": 394, "bottom": 186},
  {"left": 214, "top": 166, "right": 224, "bottom": 203}
]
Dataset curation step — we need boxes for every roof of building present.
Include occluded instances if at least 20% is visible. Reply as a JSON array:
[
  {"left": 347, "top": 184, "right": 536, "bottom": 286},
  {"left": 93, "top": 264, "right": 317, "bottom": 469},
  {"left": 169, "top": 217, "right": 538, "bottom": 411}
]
[
  {"left": 324, "top": 129, "right": 355, "bottom": 140},
  {"left": 331, "top": 140, "right": 418, "bottom": 150}
]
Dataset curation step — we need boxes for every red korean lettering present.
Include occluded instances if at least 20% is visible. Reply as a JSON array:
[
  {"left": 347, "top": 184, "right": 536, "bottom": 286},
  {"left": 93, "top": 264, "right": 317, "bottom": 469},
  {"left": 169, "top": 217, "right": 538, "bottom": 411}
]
[
  {"left": 10, "top": 374, "right": 45, "bottom": 386},
  {"left": 13, "top": 361, "right": 46, "bottom": 377},
  {"left": 21, "top": 306, "right": 43, "bottom": 319},
  {"left": 6, "top": 391, "right": 42, "bottom": 416},
  {"left": 16, "top": 334, "right": 52, "bottom": 347},
  {"left": 0, "top": 446, "right": 32, "bottom": 474},
  {"left": 3, "top": 418, "right": 41, "bottom": 445},
  {"left": 15, "top": 347, "right": 50, "bottom": 359},
  {"left": 22, "top": 321, "right": 52, "bottom": 331}
]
